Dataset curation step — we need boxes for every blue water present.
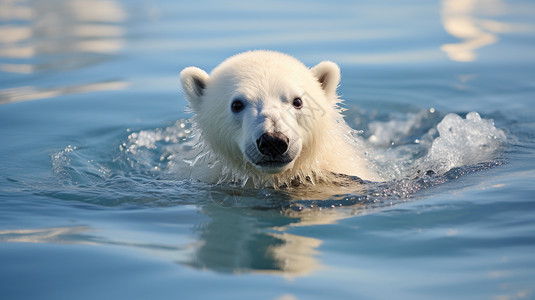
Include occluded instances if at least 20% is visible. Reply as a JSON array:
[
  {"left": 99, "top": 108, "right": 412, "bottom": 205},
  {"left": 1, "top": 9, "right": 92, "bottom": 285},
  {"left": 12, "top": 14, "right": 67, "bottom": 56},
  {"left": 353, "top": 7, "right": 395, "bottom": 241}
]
[{"left": 1, "top": 0, "right": 535, "bottom": 299}]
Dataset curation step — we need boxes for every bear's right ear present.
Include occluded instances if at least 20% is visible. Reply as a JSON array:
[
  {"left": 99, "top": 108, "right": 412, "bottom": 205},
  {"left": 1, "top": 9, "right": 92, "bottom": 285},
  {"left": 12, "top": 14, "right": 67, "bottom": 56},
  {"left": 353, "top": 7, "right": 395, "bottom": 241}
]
[{"left": 180, "top": 66, "right": 210, "bottom": 110}]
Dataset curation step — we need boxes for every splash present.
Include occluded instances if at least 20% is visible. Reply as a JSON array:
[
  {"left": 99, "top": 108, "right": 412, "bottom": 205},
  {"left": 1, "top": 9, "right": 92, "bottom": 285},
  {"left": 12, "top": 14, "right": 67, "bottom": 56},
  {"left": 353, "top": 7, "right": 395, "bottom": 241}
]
[
  {"left": 366, "top": 110, "right": 506, "bottom": 181},
  {"left": 121, "top": 120, "right": 190, "bottom": 155},
  {"left": 46, "top": 109, "right": 506, "bottom": 208},
  {"left": 120, "top": 109, "right": 506, "bottom": 189},
  {"left": 422, "top": 112, "right": 506, "bottom": 174}
]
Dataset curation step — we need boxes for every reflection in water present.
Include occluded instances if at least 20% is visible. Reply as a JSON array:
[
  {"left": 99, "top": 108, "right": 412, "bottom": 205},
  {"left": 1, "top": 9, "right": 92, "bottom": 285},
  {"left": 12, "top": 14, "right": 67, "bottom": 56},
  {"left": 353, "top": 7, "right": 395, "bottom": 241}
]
[
  {"left": 0, "top": 80, "right": 128, "bottom": 105},
  {"left": 0, "top": 203, "right": 354, "bottom": 277},
  {"left": 0, "top": 0, "right": 126, "bottom": 72},
  {"left": 0, "top": 226, "right": 95, "bottom": 244},
  {"left": 187, "top": 203, "right": 342, "bottom": 276},
  {"left": 0, "top": 0, "right": 128, "bottom": 102},
  {"left": 440, "top": 0, "right": 533, "bottom": 62}
]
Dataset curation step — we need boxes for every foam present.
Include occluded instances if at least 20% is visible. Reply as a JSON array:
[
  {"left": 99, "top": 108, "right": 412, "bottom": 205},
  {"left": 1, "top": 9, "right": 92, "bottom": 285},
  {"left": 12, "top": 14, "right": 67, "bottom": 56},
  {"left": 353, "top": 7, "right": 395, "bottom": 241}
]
[
  {"left": 421, "top": 112, "right": 506, "bottom": 174},
  {"left": 367, "top": 108, "right": 439, "bottom": 147},
  {"left": 122, "top": 119, "right": 190, "bottom": 155},
  {"left": 366, "top": 111, "right": 506, "bottom": 180}
]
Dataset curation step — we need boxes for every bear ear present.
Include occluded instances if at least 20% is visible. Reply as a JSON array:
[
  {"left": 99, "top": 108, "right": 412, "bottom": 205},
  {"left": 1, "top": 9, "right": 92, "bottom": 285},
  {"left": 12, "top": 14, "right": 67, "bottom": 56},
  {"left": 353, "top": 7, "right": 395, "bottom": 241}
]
[
  {"left": 310, "top": 61, "right": 341, "bottom": 98},
  {"left": 180, "top": 66, "right": 210, "bottom": 109}
]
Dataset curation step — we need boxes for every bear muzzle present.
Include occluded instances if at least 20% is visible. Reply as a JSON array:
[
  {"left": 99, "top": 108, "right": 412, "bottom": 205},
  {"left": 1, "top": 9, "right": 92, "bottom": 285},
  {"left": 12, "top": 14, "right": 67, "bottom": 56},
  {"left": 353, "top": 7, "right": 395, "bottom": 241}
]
[
  {"left": 256, "top": 132, "right": 289, "bottom": 158},
  {"left": 243, "top": 132, "right": 295, "bottom": 173}
]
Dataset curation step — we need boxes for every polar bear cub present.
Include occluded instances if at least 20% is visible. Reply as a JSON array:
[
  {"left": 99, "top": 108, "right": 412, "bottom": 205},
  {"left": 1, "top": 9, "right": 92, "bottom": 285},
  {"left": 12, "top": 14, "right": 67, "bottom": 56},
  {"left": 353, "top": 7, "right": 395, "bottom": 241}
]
[{"left": 180, "top": 50, "right": 380, "bottom": 187}]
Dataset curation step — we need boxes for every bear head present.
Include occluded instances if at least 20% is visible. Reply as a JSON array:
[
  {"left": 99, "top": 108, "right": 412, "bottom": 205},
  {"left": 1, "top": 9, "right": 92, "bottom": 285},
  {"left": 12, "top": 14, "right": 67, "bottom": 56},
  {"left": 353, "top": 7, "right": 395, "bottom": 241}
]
[{"left": 180, "top": 50, "right": 346, "bottom": 183}]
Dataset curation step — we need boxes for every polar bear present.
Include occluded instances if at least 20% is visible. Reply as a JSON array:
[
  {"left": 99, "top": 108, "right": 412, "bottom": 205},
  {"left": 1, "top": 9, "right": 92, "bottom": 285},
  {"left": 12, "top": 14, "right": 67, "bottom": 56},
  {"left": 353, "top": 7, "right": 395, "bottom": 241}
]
[{"left": 180, "top": 50, "right": 381, "bottom": 187}]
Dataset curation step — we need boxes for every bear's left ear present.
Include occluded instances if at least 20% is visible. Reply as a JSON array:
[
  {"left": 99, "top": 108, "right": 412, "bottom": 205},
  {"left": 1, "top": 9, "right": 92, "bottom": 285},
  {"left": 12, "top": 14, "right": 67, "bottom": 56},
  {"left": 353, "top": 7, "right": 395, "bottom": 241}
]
[
  {"left": 180, "top": 66, "right": 210, "bottom": 110},
  {"left": 310, "top": 61, "right": 341, "bottom": 99}
]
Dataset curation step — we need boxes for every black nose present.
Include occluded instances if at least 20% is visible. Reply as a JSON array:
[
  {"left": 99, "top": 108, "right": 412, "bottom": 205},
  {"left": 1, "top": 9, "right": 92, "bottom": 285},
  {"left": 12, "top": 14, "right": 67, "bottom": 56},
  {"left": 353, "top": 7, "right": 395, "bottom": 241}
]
[{"left": 256, "top": 132, "right": 289, "bottom": 158}]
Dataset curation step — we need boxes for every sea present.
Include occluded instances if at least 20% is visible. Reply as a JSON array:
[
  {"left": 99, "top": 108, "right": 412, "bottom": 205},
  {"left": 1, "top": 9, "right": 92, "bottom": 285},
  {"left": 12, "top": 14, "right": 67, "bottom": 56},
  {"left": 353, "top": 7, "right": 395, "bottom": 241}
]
[{"left": 1, "top": 0, "right": 534, "bottom": 299}]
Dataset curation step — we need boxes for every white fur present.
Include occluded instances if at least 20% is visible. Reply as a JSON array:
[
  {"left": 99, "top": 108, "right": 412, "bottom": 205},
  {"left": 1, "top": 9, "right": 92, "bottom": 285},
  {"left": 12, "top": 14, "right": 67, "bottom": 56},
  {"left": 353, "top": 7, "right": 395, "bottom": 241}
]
[{"left": 180, "top": 50, "right": 381, "bottom": 187}]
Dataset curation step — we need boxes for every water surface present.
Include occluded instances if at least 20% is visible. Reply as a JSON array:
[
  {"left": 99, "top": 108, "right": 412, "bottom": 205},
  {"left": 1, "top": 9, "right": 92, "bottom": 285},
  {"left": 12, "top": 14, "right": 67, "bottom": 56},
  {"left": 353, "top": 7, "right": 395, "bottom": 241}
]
[{"left": 1, "top": 0, "right": 535, "bottom": 299}]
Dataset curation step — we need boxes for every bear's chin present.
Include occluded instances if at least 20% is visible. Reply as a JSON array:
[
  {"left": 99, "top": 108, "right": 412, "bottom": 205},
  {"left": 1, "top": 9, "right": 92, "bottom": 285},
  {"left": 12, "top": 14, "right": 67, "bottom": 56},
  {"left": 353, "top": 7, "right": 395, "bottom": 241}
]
[{"left": 252, "top": 160, "right": 295, "bottom": 175}]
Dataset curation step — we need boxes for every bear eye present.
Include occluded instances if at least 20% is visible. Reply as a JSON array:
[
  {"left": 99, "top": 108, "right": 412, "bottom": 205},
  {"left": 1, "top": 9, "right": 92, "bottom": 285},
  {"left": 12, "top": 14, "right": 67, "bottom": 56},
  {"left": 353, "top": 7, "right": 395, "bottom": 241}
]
[
  {"left": 231, "top": 99, "right": 245, "bottom": 113},
  {"left": 292, "top": 97, "right": 303, "bottom": 109}
]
